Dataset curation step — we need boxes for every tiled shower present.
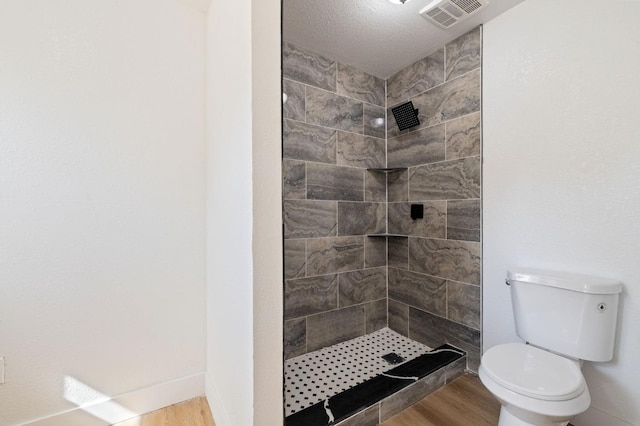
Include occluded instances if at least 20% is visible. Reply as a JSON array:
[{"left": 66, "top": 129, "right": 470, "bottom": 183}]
[{"left": 282, "top": 27, "right": 482, "bottom": 424}]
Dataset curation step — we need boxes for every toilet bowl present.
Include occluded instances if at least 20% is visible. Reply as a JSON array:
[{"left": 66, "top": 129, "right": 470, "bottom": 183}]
[{"left": 479, "top": 343, "right": 590, "bottom": 426}]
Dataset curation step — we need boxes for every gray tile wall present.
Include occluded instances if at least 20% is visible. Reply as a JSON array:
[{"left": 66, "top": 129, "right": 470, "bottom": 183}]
[
  {"left": 283, "top": 43, "right": 388, "bottom": 359},
  {"left": 283, "top": 28, "right": 482, "bottom": 368},
  {"left": 385, "top": 27, "right": 482, "bottom": 372}
]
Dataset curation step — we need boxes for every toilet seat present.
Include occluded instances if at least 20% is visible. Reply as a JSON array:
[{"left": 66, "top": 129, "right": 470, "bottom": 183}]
[{"left": 481, "top": 343, "right": 585, "bottom": 401}]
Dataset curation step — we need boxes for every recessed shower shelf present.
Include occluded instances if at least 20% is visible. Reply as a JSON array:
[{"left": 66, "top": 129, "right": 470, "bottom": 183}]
[
  {"left": 366, "top": 233, "right": 408, "bottom": 238},
  {"left": 366, "top": 167, "right": 407, "bottom": 173}
]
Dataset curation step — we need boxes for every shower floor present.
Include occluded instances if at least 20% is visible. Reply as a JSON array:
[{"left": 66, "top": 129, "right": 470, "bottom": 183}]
[{"left": 284, "top": 328, "right": 465, "bottom": 426}]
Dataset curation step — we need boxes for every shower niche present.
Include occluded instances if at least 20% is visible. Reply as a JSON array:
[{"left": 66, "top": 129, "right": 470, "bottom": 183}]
[{"left": 282, "top": 25, "right": 482, "bottom": 425}]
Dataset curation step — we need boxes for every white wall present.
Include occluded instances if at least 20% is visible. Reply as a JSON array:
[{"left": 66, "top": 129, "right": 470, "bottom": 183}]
[
  {"left": 0, "top": 1, "right": 207, "bottom": 424},
  {"left": 483, "top": 1, "right": 640, "bottom": 425}
]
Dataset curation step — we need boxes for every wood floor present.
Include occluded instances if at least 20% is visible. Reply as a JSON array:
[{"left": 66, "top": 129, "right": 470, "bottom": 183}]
[
  {"left": 112, "top": 374, "right": 498, "bottom": 426},
  {"left": 382, "top": 374, "right": 500, "bottom": 426},
  {"left": 113, "top": 396, "right": 216, "bottom": 426}
]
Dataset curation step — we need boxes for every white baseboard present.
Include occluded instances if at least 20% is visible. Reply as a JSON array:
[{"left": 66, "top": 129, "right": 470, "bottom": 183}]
[
  {"left": 24, "top": 372, "right": 206, "bottom": 426},
  {"left": 572, "top": 406, "right": 633, "bottom": 426},
  {"left": 205, "top": 373, "right": 231, "bottom": 426}
]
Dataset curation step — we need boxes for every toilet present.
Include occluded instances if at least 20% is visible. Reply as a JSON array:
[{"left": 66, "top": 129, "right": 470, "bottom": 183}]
[{"left": 479, "top": 268, "right": 622, "bottom": 426}]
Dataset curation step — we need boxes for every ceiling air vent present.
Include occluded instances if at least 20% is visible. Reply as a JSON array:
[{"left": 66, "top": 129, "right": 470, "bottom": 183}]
[{"left": 419, "top": 0, "right": 489, "bottom": 29}]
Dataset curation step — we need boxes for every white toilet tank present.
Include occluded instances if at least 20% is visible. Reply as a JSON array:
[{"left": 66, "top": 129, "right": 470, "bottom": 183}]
[{"left": 508, "top": 268, "right": 622, "bottom": 362}]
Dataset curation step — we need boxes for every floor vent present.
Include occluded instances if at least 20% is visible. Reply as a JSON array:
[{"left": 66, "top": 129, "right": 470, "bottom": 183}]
[{"left": 419, "top": 0, "right": 489, "bottom": 29}]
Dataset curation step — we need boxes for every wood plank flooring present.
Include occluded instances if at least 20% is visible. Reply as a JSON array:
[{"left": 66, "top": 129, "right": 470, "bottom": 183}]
[
  {"left": 113, "top": 396, "right": 215, "bottom": 426},
  {"left": 382, "top": 374, "right": 501, "bottom": 426}
]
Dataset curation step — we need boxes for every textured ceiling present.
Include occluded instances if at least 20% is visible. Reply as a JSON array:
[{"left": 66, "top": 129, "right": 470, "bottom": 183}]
[{"left": 283, "top": 0, "right": 525, "bottom": 79}]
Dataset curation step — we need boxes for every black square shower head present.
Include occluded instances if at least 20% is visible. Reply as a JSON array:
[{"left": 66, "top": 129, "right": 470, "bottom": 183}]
[{"left": 391, "top": 101, "right": 420, "bottom": 131}]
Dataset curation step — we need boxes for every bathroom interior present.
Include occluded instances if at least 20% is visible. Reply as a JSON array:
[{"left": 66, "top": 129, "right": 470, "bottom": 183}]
[{"left": 1, "top": 0, "right": 639, "bottom": 426}]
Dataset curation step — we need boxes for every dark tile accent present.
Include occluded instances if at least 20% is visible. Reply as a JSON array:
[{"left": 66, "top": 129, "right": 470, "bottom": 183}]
[
  {"left": 388, "top": 236, "right": 408, "bottom": 269},
  {"left": 306, "top": 305, "right": 366, "bottom": 351},
  {"left": 364, "top": 237, "right": 386, "bottom": 268},
  {"left": 387, "top": 48, "right": 445, "bottom": 106},
  {"left": 388, "top": 201, "right": 446, "bottom": 239},
  {"left": 306, "top": 236, "right": 365, "bottom": 276},
  {"left": 283, "top": 159, "right": 306, "bottom": 200},
  {"left": 283, "top": 200, "right": 337, "bottom": 239},
  {"left": 389, "top": 267, "right": 446, "bottom": 316},
  {"left": 335, "top": 404, "right": 379, "bottom": 426},
  {"left": 408, "top": 237, "right": 480, "bottom": 284},
  {"left": 339, "top": 268, "right": 387, "bottom": 307},
  {"left": 338, "top": 202, "right": 386, "bottom": 236},
  {"left": 307, "top": 163, "right": 364, "bottom": 201},
  {"left": 365, "top": 298, "right": 387, "bottom": 333},
  {"left": 387, "top": 124, "right": 446, "bottom": 168},
  {"left": 447, "top": 281, "right": 480, "bottom": 330},
  {"left": 283, "top": 119, "right": 336, "bottom": 164},
  {"left": 388, "top": 299, "right": 409, "bottom": 337},
  {"left": 409, "top": 156, "right": 480, "bottom": 201},
  {"left": 364, "top": 104, "right": 386, "bottom": 139},
  {"left": 387, "top": 169, "right": 408, "bottom": 202},
  {"left": 306, "top": 87, "right": 364, "bottom": 133},
  {"left": 447, "top": 199, "right": 481, "bottom": 242},
  {"left": 365, "top": 170, "right": 386, "bottom": 202},
  {"left": 446, "top": 112, "right": 481, "bottom": 160},
  {"left": 284, "top": 274, "right": 337, "bottom": 320},
  {"left": 284, "top": 318, "right": 306, "bottom": 359},
  {"left": 337, "top": 132, "right": 385, "bottom": 169},
  {"left": 445, "top": 27, "right": 481, "bottom": 81},
  {"left": 337, "top": 63, "right": 385, "bottom": 106},
  {"left": 283, "top": 43, "right": 336, "bottom": 91},
  {"left": 283, "top": 79, "right": 305, "bottom": 121},
  {"left": 379, "top": 365, "right": 446, "bottom": 422},
  {"left": 284, "top": 239, "right": 306, "bottom": 279},
  {"left": 409, "top": 308, "right": 480, "bottom": 371}
]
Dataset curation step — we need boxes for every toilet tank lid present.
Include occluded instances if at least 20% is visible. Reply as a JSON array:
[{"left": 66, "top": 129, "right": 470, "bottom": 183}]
[{"left": 507, "top": 268, "right": 622, "bottom": 294}]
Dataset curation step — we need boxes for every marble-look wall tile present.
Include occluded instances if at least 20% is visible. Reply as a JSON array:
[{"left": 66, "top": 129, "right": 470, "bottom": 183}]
[
  {"left": 388, "top": 201, "right": 446, "bottom": 239},
  {"left": 307, "top": 163, "right": 364, "bottom": 201},
  {"left": 364, "top": 104, "right": 386, "bottom": 139},
  {"left": 387, "top": 49, "right": 445, "bottom": 106},
  {"left": 409, "top": 307, "right": 480, "bottom": 372},
  {"left": 365, "top": 237, "right": 386, "bottom": 268},
  {"left": 387, "top": 124, "right": 446, "bottom": 168},
  {"left": 283, "top": 119, "right": 336, "bottom": 164},
  {"left": 306, "top": 236, "right": 365, "bottom": 276},
  {"left": 284, "top": 239, "right": 306, "bottom": 279},
  {"left": 447, "top": 199, "right": 481, "bottom": 242},
  {"left": 283, "top": 159, "right": 306, "bottom": 200},
  {"left": 365, "top": 298, "right": 387, "bottom": 333},
  {"left": 285, "top": 274, "right": 337, "bottom": 319},
  {"left": 365, "top": 171, "right": 386, "bottom": 202},
  {"left": 306, "top": 87, "right": 364, "bottom": 133},
  {"left": 446, "top": 112, "right": 481, "bottom": 160},
  {"left": 283, "top": 43, "right": 336, "bottom": 91},
  {"left": 338, "top": 202, "right": 386, "bottom": 236},
  {"left": 409, "top": 156, "right": 480, "bottom": 201},
  {"left": 388, "top": 299, "right": 409, "bottom": 336},
  {"left": 388, "top": 268, "right": 446, "bottom": 316},
  {"left": 284, "top": 200, "right": 337, "bottom": 239},
  {"left": 337, "top": 132, "right": 385, "bottom": 169},
  {"left": 307, "top": 305, "right": 366, "bottom": 351},
  {"left": 338, "top": 267, "right": 387, "bottom": 307},
  {"left": 284, "top": 318, "right": 306, "bottom": 359},
  {"left": 388, "top": 170, "right": 408, "bottom": 202},
  {"left": 379, "top": 366, "right": 446, "bottom": 422},
  {"left": 337, "top": 63, "right": 385, "bottom": 106},
  {"left": 445, "top": 27, "right": 481, "bottom": 81},
  {"left": 406, "top": 68, "right": 481, "bottom": 129},
  {"left": 283, "top": 79, "right": 305, "bottom": 121},
  {"left": 447, "top": 281, "right": 480, "bottom": 330},
  {"left": 388, "top": 236, "right": 409, "bottom": 269},
  {"left": 409, "top": 237, "right": 480, "bottom": 284}
]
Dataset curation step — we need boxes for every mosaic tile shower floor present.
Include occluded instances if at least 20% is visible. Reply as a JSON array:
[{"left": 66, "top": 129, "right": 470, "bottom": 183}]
[{"left": 284, "top": 328, "right": 432, "bottom": 416}]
